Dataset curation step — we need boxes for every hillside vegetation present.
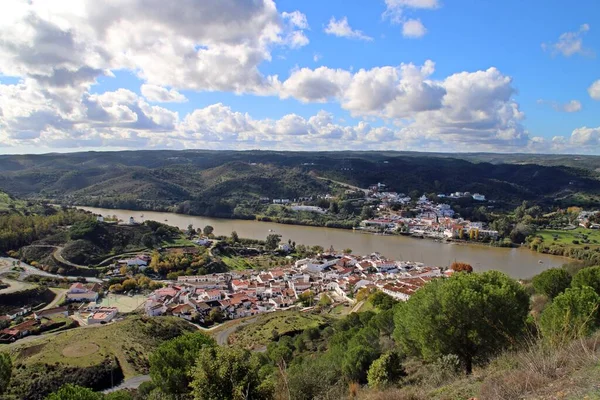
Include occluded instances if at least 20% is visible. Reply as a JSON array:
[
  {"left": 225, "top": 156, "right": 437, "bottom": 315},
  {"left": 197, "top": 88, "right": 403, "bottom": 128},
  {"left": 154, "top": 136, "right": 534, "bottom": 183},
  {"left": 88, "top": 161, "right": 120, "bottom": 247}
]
[
  {"left": 2, "top": 316, "right": 195, "bottom": 399},
  {"left": 0, "top": 151, "right": 598, "bottom": 218}
]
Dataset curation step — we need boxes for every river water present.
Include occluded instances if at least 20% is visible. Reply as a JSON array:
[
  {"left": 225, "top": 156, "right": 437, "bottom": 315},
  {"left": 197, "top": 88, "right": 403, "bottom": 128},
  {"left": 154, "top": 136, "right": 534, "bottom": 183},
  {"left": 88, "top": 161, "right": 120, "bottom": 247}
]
[{"left": 79, "top": 207, "right": 568, "bottom": 279}]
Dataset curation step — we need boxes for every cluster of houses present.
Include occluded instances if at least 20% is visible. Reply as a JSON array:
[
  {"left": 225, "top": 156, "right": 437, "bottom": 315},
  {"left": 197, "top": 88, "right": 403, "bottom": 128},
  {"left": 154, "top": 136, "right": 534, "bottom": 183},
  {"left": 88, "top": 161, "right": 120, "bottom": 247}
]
[
  {"left": 578, "top": 211, "right": 600, "bottom": 229},
  {"left": 0, "top": 282, "right": 113, "bottom": 342},
  {"left": 361, "top": 191, "right": 498, "bottom": 240},
  {"left": 144, "top": 252, "right": 449, "bottom": 323}
]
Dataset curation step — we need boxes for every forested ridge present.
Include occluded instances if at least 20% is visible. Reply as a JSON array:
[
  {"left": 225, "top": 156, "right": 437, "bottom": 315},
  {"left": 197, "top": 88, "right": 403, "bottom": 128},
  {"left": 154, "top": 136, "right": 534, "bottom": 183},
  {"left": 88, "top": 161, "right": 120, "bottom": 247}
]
[{"left": 0, "top": 150, "right": 599, "bottom": 218}]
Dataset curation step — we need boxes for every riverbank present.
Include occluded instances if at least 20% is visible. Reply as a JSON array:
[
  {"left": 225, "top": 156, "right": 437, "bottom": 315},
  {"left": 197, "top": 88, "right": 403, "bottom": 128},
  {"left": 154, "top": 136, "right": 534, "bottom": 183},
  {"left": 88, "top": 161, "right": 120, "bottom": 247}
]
[{"left": 77, "top": 206, "right": 567, "bottom": 279}]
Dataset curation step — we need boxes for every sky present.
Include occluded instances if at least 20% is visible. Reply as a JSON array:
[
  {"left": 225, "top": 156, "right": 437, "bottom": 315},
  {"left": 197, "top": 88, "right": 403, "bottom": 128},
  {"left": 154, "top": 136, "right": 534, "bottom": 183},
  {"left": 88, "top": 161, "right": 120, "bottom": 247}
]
[{"left": 0, "top": 0, "right": 599, "bottom": 155}]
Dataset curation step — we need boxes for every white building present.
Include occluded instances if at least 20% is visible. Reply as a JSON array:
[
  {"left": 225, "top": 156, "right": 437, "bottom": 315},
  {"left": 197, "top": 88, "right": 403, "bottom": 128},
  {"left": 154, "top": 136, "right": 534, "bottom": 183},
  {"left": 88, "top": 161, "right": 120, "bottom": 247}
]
[{"left": 472, "top": 193, "right": 486, "bottom": 201}]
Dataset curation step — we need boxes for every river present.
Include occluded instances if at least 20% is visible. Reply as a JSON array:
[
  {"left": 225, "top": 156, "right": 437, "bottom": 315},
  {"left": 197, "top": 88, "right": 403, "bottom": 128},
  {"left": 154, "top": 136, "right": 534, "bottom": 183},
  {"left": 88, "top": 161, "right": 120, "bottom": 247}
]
[{"left": 79, "top": 207, "right": 567, "bottom": 279}]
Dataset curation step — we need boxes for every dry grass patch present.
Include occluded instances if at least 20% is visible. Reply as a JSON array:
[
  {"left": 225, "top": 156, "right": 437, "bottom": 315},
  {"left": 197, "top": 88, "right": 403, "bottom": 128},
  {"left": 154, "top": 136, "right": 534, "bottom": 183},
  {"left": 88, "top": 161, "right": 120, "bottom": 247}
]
[{"left": 62, "top": 342, "right": 100, "bottom": 358}]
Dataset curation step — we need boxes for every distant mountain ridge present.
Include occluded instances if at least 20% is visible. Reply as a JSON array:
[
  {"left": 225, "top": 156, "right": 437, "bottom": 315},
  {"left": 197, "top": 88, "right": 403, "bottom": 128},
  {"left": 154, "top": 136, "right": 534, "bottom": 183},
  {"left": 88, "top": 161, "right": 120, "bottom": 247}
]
[{"left": 0, "top": 150, "right": 598, "bottom": 214}]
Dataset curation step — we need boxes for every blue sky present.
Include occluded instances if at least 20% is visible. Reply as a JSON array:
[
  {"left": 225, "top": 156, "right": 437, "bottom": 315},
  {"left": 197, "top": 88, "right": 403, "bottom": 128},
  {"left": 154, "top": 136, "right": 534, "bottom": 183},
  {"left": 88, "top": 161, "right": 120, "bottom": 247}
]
[{"left": 0, "top": 0, "right": 599, "bottom": 154}]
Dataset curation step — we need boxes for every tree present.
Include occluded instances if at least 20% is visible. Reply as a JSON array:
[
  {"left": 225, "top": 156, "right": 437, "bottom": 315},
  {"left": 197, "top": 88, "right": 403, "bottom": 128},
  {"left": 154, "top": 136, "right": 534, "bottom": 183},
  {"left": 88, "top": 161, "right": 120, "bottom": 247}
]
[
  {"left": 571, "top": 266, "right": 600, "bottom": 296},
  {"left": 230, "top": 231, "right": 239, "bottom": 243},
  {"left": 265, "top": 234, "right": 282, "bottom": 250},
  {"left": 0, "top": 352, "right": 11, "bottom": 395},
  {"left": 368, "top": 291, "right": 397, "bottom": 311},
  {"left": 540, "top": 286, "right": 600, "bottom": 345},
  {"left": 208, "top": 308, "right": 223, "bottom": 324},
  {"left": 318, "top": 293, "right": 332, "bottom": 307},
  {"left": 394, "top": 271, "right": 529, "bottom": 374},
  {"left": 450, "top": 262, "right": 473, "bottom": 273},
  {"left": 203, "top": 225, "right": 214, "bottom": 236},
  {"left": 150, "top": 250, "right": 161, "bottom": 273},
  {"left": 342, "top": 345, "right": 378, "bottom": 383},
  {"left": 149, "top": 332, "right": 216, "bottom": 397},
  {"left": 186, "top": 224, "right": 195, "bottom": 237},
  {"left": 367, "top": 352, "right": 406, "bottom": 389},
  {"left": 532, "top": 268, "right": 572, "bottom": 299},
  {"left": 141, "top": 232, "right": 156, "bottom": 249},
  {"left": 46, "top": 384, "right": 102, "bottom": 400},
  {"left": 190, "top": 346, "right": 269, "bottom": 400},
  {"left": 360, "top": 206, "right": 374, "bottom": 221},
  {"left": 104, "top": 392, "right": 134, "bottom": 400},
  {"left": 119, "top": 265, "right": 128, "bottom": 276},
  {"left": 121, "top": 278, "right": 137, "bottom": 292},
  {"left": 343, "top": 248, "right": 352, "bottom": 254},
  {"left": 329, "top": 201, "right": 339, "bottom": 214},
  {"left": 298, "top": 290, "right": 314, "bottom": 307}
]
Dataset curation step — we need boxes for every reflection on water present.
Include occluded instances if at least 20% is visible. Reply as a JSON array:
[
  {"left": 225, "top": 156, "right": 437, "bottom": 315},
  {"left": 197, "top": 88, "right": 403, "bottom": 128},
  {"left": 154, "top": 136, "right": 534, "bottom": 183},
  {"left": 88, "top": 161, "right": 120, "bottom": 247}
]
[{"left": 81, "top": 206, "right": 567, "bottom": 279}]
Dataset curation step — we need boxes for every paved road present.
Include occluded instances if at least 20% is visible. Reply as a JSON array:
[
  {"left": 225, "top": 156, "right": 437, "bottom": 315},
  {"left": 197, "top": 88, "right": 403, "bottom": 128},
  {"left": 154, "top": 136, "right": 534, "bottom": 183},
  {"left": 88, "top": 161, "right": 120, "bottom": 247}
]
[
  {"left": 350, "top": 300, "right": 364, "bottom": 313},
  {"left": 24, "top": 245, "right": 91, "bottom": 270},
  {"left": 0, "top": 257, "right": 102, "bottom": 283},
  {"left": 214, "top": 316, "right": 259, "bottom": 346},
  {"left": 102, "top": 375, "right": 151, "bottom": 393}
]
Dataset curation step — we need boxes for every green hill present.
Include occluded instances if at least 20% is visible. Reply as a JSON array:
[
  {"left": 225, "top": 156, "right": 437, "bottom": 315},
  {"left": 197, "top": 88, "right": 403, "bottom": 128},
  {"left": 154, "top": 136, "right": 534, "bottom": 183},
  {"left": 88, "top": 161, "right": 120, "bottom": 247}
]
[
  {"left": 3, "top": 316, "right": 195, "bottom": 400},
  {"left": 0, "top": 150, "right": 598, "bottom": 216}
]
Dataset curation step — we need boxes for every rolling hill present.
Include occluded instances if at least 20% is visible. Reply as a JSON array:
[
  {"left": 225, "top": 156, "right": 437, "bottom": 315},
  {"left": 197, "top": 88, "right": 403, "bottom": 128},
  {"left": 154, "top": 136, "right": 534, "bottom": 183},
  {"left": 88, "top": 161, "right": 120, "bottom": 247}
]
[{"left": 0, "top": 150, "right": 598, "bottom": 216}]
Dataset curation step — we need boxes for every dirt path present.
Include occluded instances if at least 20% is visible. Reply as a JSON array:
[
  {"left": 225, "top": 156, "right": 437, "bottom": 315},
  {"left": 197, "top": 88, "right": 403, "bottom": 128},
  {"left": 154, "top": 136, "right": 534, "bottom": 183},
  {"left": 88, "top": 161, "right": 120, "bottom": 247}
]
[
  {"left": 315, "top": 176, "right": 369, "bottom": 194},
  {"left": 41, "top": 288, "right": 67, "bottom": 310},
  {"left": 0, "top": 278, "right": 35, "bottom": 294}
]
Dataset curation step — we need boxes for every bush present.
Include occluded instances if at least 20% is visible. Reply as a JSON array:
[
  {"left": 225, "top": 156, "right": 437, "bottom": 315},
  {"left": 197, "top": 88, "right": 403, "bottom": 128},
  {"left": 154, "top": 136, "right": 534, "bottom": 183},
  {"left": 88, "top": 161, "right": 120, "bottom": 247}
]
[
  {"left": 532, "top": 268, "right": 571, "bottom": 299},
  {"left": 539, "top": 286, "right": 600, "bottom": 345},
  {"left": 571, "top": 265, "right": 600, "bottom": 296}
]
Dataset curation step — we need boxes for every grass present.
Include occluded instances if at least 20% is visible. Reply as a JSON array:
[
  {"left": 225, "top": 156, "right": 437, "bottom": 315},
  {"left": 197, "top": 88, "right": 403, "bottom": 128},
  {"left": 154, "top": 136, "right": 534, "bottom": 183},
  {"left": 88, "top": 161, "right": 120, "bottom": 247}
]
[
  {"left": 0, "top": 191, "right": 26, "bottom": 213},
  {"left": 357, "top": 332, "right": 600, "bottom": 400},
  {"left": 228, "top": 311, "right": 329, "bottom": 349},
  {"left": 4, "top": 315, "right": 195, "bottom": 379},
  {"left": 537, "top": 227, "right": 600, "bottom": 248},
  {"left": 221, "top": 254, "right": 292, "bottom": 271},
  {"left": 161, "top": 236, "right": 198, "bottom": 248}
]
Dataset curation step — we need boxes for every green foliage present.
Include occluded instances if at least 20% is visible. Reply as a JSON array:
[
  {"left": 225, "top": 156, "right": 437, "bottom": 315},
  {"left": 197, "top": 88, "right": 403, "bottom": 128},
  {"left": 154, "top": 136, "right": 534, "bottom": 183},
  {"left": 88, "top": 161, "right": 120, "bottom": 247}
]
[
  {"left": 297, "top": 290, "right": 314, "bottom": 307},
  {"left": 571, "top": 266, "right": 600, "bottom": 296},
  {"left": 394, "top": 271, "right": 530, "bottom": 374},
  {"left": 367, "top": 352, "right": 406, "bottom": 389},
  {"left": 103, "top": 392, "right": 133, "bottom": 400},
  {"left": 368, "top": 291, "right": 398, "bottom": 310},
  {"left": 45, "top": 384, "right": 102, "bottom": 400},
  {"left": 203, "top": 225, "right": 214, "bottom": 236},
  {"left": 149, "top": 332, "right": 215, "bottom": 397},
  {"left": 190, "top": 346, "right": 270, "bottom": 400},
  {"left": 265, "top": 234, "right": 281, "bottom": 250},
  {"left": 540, "top": 286, "right": 600, "bottom": 345},
  {"left": 532, "top": 268, "right": 572, "bottom": 299},
  {"left": 342, "top": 345, "right": 379, "bottom": 382},
  {"left": 69, "top": 220, "right": 101, "bottom": 241},
  {"left": 0, "top": 352, "right": 11, "bottom": 395}
]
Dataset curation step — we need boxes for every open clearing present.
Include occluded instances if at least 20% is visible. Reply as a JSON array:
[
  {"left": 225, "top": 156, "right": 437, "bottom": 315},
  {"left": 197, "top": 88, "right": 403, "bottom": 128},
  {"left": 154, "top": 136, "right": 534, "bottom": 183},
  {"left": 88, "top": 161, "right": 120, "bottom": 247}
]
[
  {"left": 0, "top": 278, "right": 35, "bottom": 294},
  {"left": 228, "top": 311, "right": 329, "bottom": 349},
  {"left": 537, "top": 227, "right": 600, "bottom": 248},
  {"left": 98, "top": 294, "right": 146, "bottom": 313},
  {"left": 62, "top": 342, "right": 100, "bottom": 358}
]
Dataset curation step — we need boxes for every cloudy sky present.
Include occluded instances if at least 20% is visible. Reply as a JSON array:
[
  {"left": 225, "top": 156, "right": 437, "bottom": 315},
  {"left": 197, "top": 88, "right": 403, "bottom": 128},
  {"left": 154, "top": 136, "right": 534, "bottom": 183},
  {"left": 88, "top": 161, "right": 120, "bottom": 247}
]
[{"left": 1, "top": 0, "right": 599, "bottom": 155}]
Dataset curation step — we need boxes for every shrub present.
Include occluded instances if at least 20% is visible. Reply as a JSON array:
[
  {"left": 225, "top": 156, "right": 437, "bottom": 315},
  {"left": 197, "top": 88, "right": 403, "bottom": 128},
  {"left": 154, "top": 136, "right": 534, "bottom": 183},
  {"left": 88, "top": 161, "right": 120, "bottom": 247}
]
[
  {"left": 539, "top": 286, "right": 600, "bottom": 345},
  {"left": 532, "top": 268, "right": 571, "bottom": 299}
]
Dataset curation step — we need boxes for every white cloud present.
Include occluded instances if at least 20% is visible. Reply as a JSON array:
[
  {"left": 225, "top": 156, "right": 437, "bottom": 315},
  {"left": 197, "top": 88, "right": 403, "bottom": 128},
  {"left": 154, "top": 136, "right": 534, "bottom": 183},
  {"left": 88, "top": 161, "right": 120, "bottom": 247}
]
[
  {"left": 141, "top": 84, "right": 187, "bottom": 103},
  {"left": 0, "top": 0, "right": 309, "bottom": 96},
  {"left": 542, "top": 24, "right": 592, "bottom": 57},
  {"left": 588, "top": 80, "right": 600, "bottom": 100},
  {"left": 313, "top": 53, "right": 322, "bottom": 62},
  {"left": 280, "top": 67, "right": 352, "bottom": 102},
  {"left": 383, "top": 0, "right": 438, "bottom": 36},
  {"left": 570, "top": 126, "right": 600, "bottom": 146},
  {"left": 384, "top": 0, "right": 439, "bottom": 23},
  {"left": 402, "top": 19, "right": 427, "bottom": 38},
  {"left": 537, "top": 99, "right": 582, "bottom": 113},
  {"left": 324, "top": 17, "right": 373, "bottom": 41}
]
